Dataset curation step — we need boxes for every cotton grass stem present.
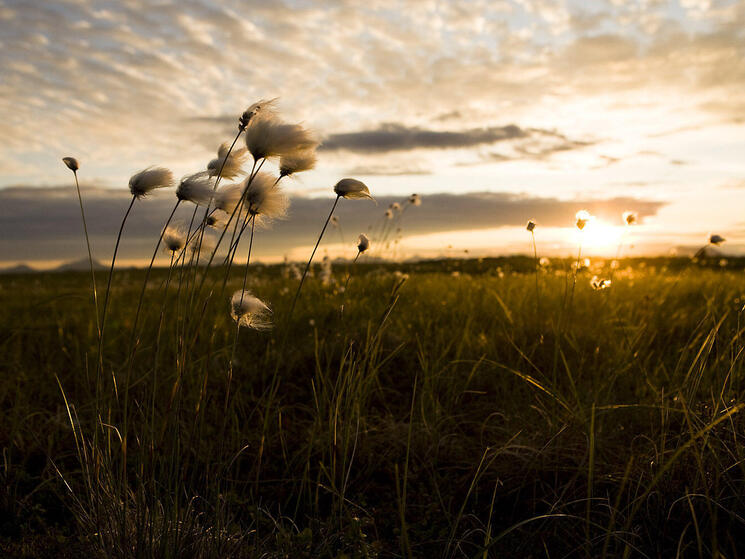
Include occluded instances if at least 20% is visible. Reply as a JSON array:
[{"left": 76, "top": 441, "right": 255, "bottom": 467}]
[
  {"left": 69, "top": 167, "right": 101, "bottom": 338},
  {"left": 97, "top": 194, "right": 137, "bottom": 397},
  {"left": 530, "top": 229, "right": 540, "bottom": 318},
  {"left": 288, "top": 195, "right": 340, "bottom": 320}
]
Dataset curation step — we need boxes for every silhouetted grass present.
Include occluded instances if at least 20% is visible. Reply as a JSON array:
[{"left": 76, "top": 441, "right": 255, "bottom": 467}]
[{"left": 2, "top": 257, "right": 745, "bottom": 557}]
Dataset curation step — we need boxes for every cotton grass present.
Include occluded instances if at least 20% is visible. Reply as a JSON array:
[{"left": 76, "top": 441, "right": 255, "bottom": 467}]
[{"left": 230, "top": 290, "right": 271, "bottom": 330}]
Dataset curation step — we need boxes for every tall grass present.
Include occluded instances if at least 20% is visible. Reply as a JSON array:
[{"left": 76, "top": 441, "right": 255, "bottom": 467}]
[{"left": 1, "top": 102, "right": 744, "bottom": 557}]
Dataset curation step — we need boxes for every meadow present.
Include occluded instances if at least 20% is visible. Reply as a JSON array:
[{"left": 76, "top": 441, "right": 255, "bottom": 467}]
[{"left": 2, "top": 256, "right": 745, "bottom": 558}]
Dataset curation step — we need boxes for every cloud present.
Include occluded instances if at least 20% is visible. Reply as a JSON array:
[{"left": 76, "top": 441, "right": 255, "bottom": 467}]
[
  {"left": 0, "top": 184, "right": 666, "bottom": 263},
  {"left": 320, "top": 123, "right": 528, "bottom": 153}
]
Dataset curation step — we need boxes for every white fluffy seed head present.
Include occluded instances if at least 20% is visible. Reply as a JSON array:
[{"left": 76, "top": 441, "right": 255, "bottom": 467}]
[
  {"left": 243, "top": 172, "right": 288, "bottom": 222},
  {"left": 239, "top": 99, "right": 278, "bottom": 129},
  {"left": 207, "top": 142, "right": 249, "bottom": 180},
  {"left": 245, "top": 115, "right": 318, "bottom": 161},
  {"left": 357, "top": 234, "right": 370, "bottom": 253},
  {"left": 409, "top": 193, "right": 421, "bottom": 206},
  {"left": 333, "top": 178, "right": 372, "bottom": 200},
  {"left": 230, "top": 290, "right": 272, "bottom": 330},
  {"left": 206, "top": 210, "right": 229, "bottom": 229},
  {"left": 162, "top": 224, "right": 186, "bottom": 254},
  {"left": 129, "top": 167, "right": 174, "bottom": 198},
  {"left": 177, "top": 172, "right": 214, "bottom": 205},
  {"left": 62, "top": 157, "right": 79, "bottom": 172},
  {"left": 623, "top": 211, "right": 637, "bottom": 226},
  {"left": 214, "top": 183, "right": 244, "bottom": 214},
  {"left": 279, "top": 149, "right": 317, "bottom": 177}
]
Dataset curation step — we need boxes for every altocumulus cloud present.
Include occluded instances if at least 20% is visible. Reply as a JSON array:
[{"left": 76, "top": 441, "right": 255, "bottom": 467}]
[{"left": 0, "top": 185, "right": 665, "bottom": 264}]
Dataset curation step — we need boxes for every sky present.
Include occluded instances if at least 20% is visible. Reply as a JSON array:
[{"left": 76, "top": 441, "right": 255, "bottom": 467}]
[{"left": 1, "top": 0, "right": 744, "bottom": 267}]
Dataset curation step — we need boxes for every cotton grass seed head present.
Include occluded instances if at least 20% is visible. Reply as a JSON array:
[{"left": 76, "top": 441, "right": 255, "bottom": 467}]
[
  {"left": 129, "top": 167, "right": 173, "bottom": 199},
  {"left": 409, "top": 193, "right": 422, "bottom": 206},
  {"left": 62, "top": 157, "right": 79, "bottom": 172},
  {"left": 207, "top": 142, "right": 249, "bottom": 180},
  {"left": 526, "top": 219, "right": 536, "bottom": 232},
  {"left": 385, "top": 209, "right": 393, "bottom": 219},
  {"left": 390, "top": 202, "right": 401, "bottom": 212},
  {"left": 162, "top": 225, "right": 186, "bottom": 255},
  {"left": 279, "top": 149, "right": 317, "bottom": 177},
  {"left": 230, "top": 290, "right": 272, "bottom": 330},
  {"left": 334, "top": 178, "right": 372, "bottom": 200},
  {"left": 243, "top": 172, "right": 288, "bottom": 221},
  {"left": 623, "top": 211, "right": 637, "bottom": 226},
  {"left": 239, "top": 98, "right": 278, "bottom": 129},
  {"left": 710, "top": 234, "right": 726, "bottom": 245},
  {"left": 206, "top": 210, "right": 229, "bottom": 229},
  {"left": 575, "top": 210, "right": 592, "bottom": 230},
  {"left": 177, "top": 172, "right": 214, "bottom": 205},
  {"left": 214, "top": 183, "right": 243, "bottom": 214},
  {"left": 357, "top": 233, "right": 370, "bottom": 253},
  {"left": 244, "top": 115, "right": 317, "bottom": 161}
]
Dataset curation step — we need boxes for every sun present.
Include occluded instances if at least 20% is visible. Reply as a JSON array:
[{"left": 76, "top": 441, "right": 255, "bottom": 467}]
[{"left": 572, "top": 218, "right": 624, "bottom": 253}]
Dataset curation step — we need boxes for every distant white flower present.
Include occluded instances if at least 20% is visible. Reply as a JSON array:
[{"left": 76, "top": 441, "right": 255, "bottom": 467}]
[
  {"left": 230, "top": 290, "right": 272, "bottom": 330},
  {"left": 575, "top": 210, "right": 593, "bottom": 230},
  {"left": 720, "top": 258, "right": 728, "bottom": 267},
  {"left": 207, "top": 142, "right": 249, "bottom": 180},
  {"left": 357, "top": 234, "right": 370, "bottom": 253},
  {"left": 177, "top": 172, "right": 214, "bottom": 205},
  {"left": 623, "top": 211, "right": 637, "bottom": 225},
  {"left": 279, "top": 149, "right": 317, "bottom": 177},
  {"left": 409, "top": 193, "right": 421, "bottom": 206},
  {"left": 526, "top": 219, "right": 536, "bottom": 232},
  {"left": 385, "top": 209, "right": 393, "bottom": 219},
  {"left": 129, "top": 167, "right": 173, "bottom": 199},
  {"left": 162, "top": 225, "right": 186, "bottom": 255},
  {"left": 539, "top": 257, "right": 550, "bottom": 267},
  {"left": 710, "top": 234, "right": 726, "bottom": 245},
  {"left": 334, "top": 178, "right": 372, "bottom": 200},
  {"left": 245, "top": 115, "right": 317, "bottom": 161},
  {"left": 390, "top": 202, "right": 401, "bottom": 212},
  {"left": 330, "top": 215, "right": 340, "bottom": 227},
  {"left": 62, "top": 157, "right": 79, "bottom": 172}
]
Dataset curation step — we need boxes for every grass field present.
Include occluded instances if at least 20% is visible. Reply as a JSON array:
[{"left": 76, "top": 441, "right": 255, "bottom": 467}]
[{"left": 2, "top": 257, "right": 745, "bottom": 558}]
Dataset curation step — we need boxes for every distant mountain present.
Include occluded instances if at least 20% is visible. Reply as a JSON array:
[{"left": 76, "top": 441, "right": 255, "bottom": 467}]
[
  {"left": 55, "top": 258, "right": 107, "bottom": 272},
  {"left": 0, "top": 263, "right": 37, "bottom": 274}
]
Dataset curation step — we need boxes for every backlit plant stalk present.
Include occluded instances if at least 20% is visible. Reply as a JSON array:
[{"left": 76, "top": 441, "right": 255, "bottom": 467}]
[{"left": 63, "top": 157, "right": 100, "bottom": 339}]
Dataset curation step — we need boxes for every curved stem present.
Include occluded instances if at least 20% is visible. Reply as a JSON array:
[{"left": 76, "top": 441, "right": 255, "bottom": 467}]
[
  {"left": 288, "top": 195, "right": 340, "bottom": 320},
  {"left": 127, "top": 199, "right": 181, "bottom": 361},
  {"left": 531, "top": 231, "right": 540, "bottom": 318},
  {"left": 121, "top": 199, "right": 181, "bottom": 448},
  {"left": 72, "top": 170, "right": 101, "bottom": 339},
  {"left": 225, "top": 216, "right": 256, "bottom": 414},
  {"left": 97, "top": 194, "right": 137, "bottom": 398}
]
